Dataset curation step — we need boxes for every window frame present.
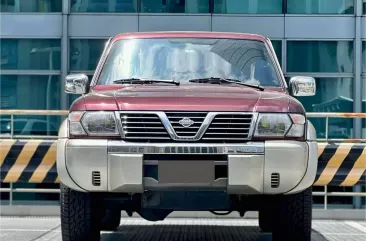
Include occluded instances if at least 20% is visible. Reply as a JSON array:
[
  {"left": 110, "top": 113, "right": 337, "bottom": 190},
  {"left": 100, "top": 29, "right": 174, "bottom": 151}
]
[
  {"left": 0, "top": 0, "right": 62, "bottom": 13},
  {"left": 285, "top": 39, "right": 355, "bottom": 74},
  {"left": 286, "top": 0, "right": 355, "bottom": 15},
  {"left": 0, "top": 38, "right": 62, "bottom": 72},
  {"left": 69, "top": 38, "right": 108, "bottom": 72}
]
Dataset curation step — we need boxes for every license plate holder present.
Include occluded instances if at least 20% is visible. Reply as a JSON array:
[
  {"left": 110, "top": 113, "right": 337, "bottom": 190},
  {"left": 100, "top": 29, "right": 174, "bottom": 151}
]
[{"left": 158, "top": 161, "right": 215, "bottom": 184}]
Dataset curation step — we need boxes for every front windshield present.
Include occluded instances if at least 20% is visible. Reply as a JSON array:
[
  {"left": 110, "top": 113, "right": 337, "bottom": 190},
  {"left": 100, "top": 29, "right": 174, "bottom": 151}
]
[{"left": 97, "top": 38, "right": 282, "bottom": 87}]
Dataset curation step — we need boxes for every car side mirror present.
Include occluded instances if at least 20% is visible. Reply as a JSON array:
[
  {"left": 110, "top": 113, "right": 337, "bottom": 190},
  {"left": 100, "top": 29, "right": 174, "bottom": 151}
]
[
  {"left": 65, "top": 74, "right": 89, "bottom": 94},
  {"left": 289, "top": 76, "right": 316, "bottom": 97}
]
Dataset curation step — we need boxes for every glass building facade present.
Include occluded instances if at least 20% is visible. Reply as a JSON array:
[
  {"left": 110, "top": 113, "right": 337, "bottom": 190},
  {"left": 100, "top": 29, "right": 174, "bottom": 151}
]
[{"left": 0, "top": 0, "right": 365, "bottom": 208}]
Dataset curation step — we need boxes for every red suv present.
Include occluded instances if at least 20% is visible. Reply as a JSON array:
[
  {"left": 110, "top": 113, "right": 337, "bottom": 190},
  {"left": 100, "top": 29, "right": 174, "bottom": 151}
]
[{"left": 58, "top": 31, "right": 318, "bottom": 241}]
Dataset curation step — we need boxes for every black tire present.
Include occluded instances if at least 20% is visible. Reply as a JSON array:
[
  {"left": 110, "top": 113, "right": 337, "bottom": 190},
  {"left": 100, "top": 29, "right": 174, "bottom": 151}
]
[
  {"left": 101, "top": 209, "right": 121, "bottom": 231},
  {"left": 60, "top": 183, "right": 102, "bottom": 241},
  {"left": 272, "top": 187, "right": 312, "bottom": 241},
  {"left": 258, "top": 209, "right": 273, "bottom": 232}
]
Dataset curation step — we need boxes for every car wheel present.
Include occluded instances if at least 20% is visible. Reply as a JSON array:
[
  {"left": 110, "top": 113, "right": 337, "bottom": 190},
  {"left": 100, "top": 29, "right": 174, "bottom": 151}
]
[
  {"left": 60, "top": 183, "right": 102, "bottom": 241},
  {"left": 101, "top": 209, "right": 121, "bottom": 231},
  {"left": 272, "top": 187, "right": 312, "bottom": 241}
]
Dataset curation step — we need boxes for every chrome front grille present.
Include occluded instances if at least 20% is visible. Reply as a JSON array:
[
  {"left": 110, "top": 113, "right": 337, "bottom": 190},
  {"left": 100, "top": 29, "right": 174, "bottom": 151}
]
[
  {"left": 119, "top": 112, "right": 255, "bottom": 143},
  {"left": 203, "top": 114, "right": 253, "bottom": 141},
  {"left": 165, "top": 112, "right": 207, "bottom": 137},
  {"left": 120, "top": 113, "right": 170, "bottom": 140}
]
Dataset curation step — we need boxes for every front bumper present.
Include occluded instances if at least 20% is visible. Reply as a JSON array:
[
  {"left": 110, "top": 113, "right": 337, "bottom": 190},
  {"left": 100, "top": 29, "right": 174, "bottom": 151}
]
[{"left": 57, "top": 139, "right": 318, "bottom": 195}]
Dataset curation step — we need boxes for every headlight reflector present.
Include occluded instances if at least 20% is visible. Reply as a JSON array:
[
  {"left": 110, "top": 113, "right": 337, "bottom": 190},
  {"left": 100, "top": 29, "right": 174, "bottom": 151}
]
[
  {"left": 69, "top": 111, "right": 86, "bottom": 136},
  {"left": 81, "top": 111, "right": 118, "bottom": 135},
  {"left": 70, "top": 122, "right": 86, "bottom": 135},
  {"left": 287, "top": 124, "right": 304, "bottom": 137},
  {"left": 254, "top": 114, "right": 292, "bottom": 137},
  {"left": 287, "top": 114, "right": 306, "bottom": 137}
]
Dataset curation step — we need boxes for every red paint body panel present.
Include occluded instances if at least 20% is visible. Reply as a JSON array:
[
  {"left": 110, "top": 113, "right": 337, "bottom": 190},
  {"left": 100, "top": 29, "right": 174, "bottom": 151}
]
[
  {"left": 112, "top": 31, "right": 268, "bottom": 42},
  {"left": 69, "top": 31, "right": 304, "bottom": 114},
  {"left": 69, "top": 84, "right": 303, "bottom": 114}
]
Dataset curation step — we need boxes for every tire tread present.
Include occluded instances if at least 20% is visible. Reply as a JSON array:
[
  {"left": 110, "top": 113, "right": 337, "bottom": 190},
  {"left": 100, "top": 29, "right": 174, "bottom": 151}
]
[{"left": 60, "top": 183, "right": 101, "bottom": 241}]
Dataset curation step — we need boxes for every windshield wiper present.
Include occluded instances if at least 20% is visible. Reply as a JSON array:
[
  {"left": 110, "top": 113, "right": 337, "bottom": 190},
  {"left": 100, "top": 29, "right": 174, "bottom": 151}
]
[
  {"left": 189, "top": 77, "right": 264, "bottom": 91},
  {"left": 113, "top": 78, "right": 180, "bottom": 86}
]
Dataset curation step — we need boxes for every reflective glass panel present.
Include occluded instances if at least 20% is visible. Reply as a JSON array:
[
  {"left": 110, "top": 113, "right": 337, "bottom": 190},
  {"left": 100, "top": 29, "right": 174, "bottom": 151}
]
[
  {"left": 287, "top": 41, "right": 354, "bottom": 73},
  {"left": 289, "top": 77, "right": 354, "bottom": 139},
  {"left": 364, "top": 0, "right": 366, "bottom": 14},
  {"left": 271, "top": 40, "right": 282, "bottom": 66},
  {"left": 287, "top": 0, "right": 354, "bottom": 14},
  {"left": 71, "top": 0, "right": 137, "bottom": 12},
  {"left": 0, "top": 0, "right": 62, "bottom": 12},
  {"left": 70, "top": 39, "right": 107, "bottom": 71},
  {"left": 140, "top": 0, "right": 209, "bottom": 13},
  {"left": 214, "top": 0, "right": 283, "bottom": 14},
  {"left": 0, "top": 39, "right": 61, "bottom": 70},
  {"left": 0, "top": 75, "right": 61, "bottom": 136},
  {"left": 98, "top": 38, "right": 282, "bottom": 87},
  {"left": 363, "top": 42, "right": 366, "bottom": 73}
]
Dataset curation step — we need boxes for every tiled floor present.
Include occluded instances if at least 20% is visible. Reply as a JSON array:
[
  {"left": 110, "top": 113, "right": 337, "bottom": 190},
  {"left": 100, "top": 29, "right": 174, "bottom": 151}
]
[{"left": 0, "top": 217, "right": 365, "bottom": 241}]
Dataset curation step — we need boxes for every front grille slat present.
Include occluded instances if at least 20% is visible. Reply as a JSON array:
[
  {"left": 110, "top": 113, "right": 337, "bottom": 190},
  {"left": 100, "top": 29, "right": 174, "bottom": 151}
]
[
  {"left": 126, "top": 131, "right": 168, "bottom": 134},
  {"left": 209, "top": 127, "right": 250, "bottom": 130},
  {"left": 122, "top": 121, "right": 162, "bottom": 124},
  {"left": 120, "top": 112, "right": 253, "bottom": 143},
  {"left": 168, "top": 116, "right": 205, "bottom": 119},
  {"left": 205, "top": 132, "right": 249, "bottom": 135},
  {"left": 202, "top": 114, "right": 253, "bottom": 142},
  {"left": 210, "top": 122, "right": 251, "bottom": 125},
  {"left": 125, "top": 127, "right": 165, "bottom": 129},
  {"left": 215, "top": 118, "right": 252, "bottom": 120},
  {"left": 126, "top": 137, "right": 171, "bottom": 140},
  {"left": 202, "top": 138, "right": 248, "bottom": 140},
  {"left": 121, "top": 113, "right": 170, "bottom": 141}
]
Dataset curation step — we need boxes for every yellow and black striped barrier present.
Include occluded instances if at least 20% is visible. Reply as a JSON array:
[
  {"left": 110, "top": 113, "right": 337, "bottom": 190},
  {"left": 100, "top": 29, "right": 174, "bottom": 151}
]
[
  {"left": 314, "top": 142, "right": 366, "bottom": 187},
  {"left": 0, "top": 140, "right": 59, "bottom": 184},
  {"left": 1, "top": 139, "right": 365, "bottom": 186}
]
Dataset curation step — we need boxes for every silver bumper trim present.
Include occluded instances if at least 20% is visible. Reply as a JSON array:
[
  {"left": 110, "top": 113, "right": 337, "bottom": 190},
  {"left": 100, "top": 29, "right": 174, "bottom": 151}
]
[
  {"left": 58, "top": 139, "right": 317, "bottom": 195},
  {"left": 107, "top": 141, "right": 264, "bottom": 155}
]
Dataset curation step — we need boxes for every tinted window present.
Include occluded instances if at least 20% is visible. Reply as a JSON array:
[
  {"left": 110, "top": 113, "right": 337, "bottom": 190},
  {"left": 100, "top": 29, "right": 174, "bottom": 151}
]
[
  {"left": 271, "top": 40, "right": 282, "bottom": 66},
  {"left": 0, "top": 119, "right": 27, "bottom": 135},
  {"left": 0, "top": 0, "right": 62, "bottom": 12},
  {"left": 98, "top": 38, "right": 281, "bottom": 87},
  {"left": 214, "top": 0, "right": 283, "bottom": 14},
  {"left": 287, "top": 0, "right": 354, "bottom": 14},
  {"left": 0, "top": 39, "right": 61, "bottom": 70},
  {"left": 140, "top": 0, "right": 209, "bottom": 13},
  {"left": 71, "top": 0, "right": 137, "bottom": 12},
  {"left": 0, "top": 75, "right": 61, "bottom": 136},
  {"left": 287, "top": 41, "right": 354, "bottom": 73},
  {"left": 70, "top": 39, "right": 107, "bottom": 71}
]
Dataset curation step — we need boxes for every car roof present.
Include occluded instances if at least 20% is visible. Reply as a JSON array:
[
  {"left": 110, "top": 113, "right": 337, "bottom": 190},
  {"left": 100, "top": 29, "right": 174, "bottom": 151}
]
[{"left": 112, "top": 31, "right": 268, "bottom": 42}]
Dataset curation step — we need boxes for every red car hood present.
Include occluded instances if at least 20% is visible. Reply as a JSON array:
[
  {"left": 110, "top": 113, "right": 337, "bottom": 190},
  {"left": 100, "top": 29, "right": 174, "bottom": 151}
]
[{"left": 73, "top": 84, "right": 304, "bottom": 113}]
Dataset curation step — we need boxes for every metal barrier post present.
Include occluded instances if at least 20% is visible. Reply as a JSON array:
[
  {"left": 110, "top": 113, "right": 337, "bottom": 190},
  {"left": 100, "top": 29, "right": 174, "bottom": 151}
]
[
  {"left": 324, "top": 186, "right": 328, "bottom": 210},
  {"left": 9, "top": 183, "right": 13, "bottom": 206},
  {"left": 10, "top": 114, "right": 14, "bottom": 138},
  {"left": 325, "top": 116, "right": 329, "bottom": 141}
]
